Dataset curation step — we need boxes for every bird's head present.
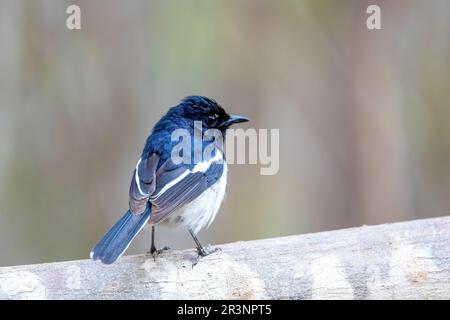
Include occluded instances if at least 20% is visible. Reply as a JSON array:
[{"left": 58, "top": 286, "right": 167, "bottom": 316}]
[{"left": 174, "top": 96, "right": 249, "bottom": 131}]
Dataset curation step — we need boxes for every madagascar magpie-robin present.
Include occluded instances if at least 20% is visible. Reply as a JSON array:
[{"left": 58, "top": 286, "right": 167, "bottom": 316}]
[{"left": 90, "top": 96, "right": 249, "bottom": 264}]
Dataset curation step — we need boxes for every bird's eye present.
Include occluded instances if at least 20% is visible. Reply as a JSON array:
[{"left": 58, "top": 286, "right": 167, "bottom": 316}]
[{"left": 207, "top": 114, "right": 218, "bottom": 126}]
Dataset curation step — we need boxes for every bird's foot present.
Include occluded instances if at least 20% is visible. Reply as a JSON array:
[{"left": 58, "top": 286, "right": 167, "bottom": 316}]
[
  {"left": 198, "top": 245, "right": 221, "bottom": 257},
  {"left": 192, "top": 245, "right": 221, "bottom": 267},
  {"left": 148, "top": 246, "right": 171, "bottom": 261}
]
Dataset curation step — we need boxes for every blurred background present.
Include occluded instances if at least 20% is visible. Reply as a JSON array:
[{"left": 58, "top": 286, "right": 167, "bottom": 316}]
[{"left": 1, "top": 0, "right": 450, "bottom": 266}]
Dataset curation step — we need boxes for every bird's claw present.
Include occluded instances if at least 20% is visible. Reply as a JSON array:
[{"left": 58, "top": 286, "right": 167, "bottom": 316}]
[
  {"left": 149, "top": 246, "right": 171, "bottom": 261},
  {"left": 192, "top": 245, "right": 221, "bottom": 267},
  {"left": 198, "top": 245, "right": 221, "bottom": 257}
]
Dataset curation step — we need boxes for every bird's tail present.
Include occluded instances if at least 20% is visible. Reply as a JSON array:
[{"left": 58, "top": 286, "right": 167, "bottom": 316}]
[{"left": 90, "top": 205, "right": 151, "bottom": 264}]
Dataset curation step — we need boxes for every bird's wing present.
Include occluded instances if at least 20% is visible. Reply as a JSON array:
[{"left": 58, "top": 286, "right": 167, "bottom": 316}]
[
  {"left": 129, "top": 153, "right": 160, "bottom": 214},
  {"left": 148, "top": 156, "right": 224, "bottom": 224}
]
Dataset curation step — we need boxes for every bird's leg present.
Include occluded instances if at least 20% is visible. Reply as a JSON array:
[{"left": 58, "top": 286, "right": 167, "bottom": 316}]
[
  {"left": 148, "top": 226, "right": 170, "bottom": 260},
  {"left": 188, "top": 228, "right": 220, "bottom": 265},
  {"left": 150, "top": 225, "right": 156, "bottom": 254}
]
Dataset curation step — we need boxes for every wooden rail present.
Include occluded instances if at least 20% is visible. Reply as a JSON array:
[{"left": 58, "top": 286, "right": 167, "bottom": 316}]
[{"left": 1, "top": 216, "right": 449, "bottom": 299}]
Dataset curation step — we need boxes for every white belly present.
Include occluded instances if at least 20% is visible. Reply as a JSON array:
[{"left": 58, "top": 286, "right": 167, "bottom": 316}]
[{"left": 168, "top": 163, "right": 228, "bottom": 234}]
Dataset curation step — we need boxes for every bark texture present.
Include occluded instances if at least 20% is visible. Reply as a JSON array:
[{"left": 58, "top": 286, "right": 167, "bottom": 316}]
[{"left": 1, "top": 217, "right": 449, "bottom": 299}]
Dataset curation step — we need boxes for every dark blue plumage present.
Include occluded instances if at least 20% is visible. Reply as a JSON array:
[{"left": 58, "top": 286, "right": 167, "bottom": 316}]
[
  {"left": 90, "top": 205, "right": 151, "bottom": 264},
  {"left": 90, "top": 96, "right": 249, "bottom": 264},
  {"left": 142, "top": 96, "right": 228, "bottom": 167}
]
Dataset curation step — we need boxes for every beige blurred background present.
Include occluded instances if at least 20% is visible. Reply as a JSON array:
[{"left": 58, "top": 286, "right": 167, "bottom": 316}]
[{"left": 1, "top": 0, "right": 449, "bottom": 266}]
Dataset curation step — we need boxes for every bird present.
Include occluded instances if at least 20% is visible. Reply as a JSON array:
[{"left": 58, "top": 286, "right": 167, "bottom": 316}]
[{"left": 90, "top": 96, "right": 249, "bottom": 264}]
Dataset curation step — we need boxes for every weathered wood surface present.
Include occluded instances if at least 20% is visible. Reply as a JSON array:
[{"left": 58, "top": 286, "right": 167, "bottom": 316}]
[{"left": 1, "top": 217, "right": 449, "bottom": 299}]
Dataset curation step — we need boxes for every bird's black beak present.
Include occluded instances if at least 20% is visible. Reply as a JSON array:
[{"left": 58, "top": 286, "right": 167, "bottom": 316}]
[{"left": 219, "top": 114, "right": 250, "bottom": 128}]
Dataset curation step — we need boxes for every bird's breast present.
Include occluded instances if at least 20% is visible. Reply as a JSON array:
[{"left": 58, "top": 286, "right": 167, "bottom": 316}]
[{"left": 169, "top": 163, "right": 228, "bottom": 234}]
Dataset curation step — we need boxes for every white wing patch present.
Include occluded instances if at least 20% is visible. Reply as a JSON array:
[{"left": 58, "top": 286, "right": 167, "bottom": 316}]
[
  {"left": 135, "top": 158, "right": 149, "bottom": 197},
  {"left": 150, "top": 151, "right": 224, "bottom": 201}
]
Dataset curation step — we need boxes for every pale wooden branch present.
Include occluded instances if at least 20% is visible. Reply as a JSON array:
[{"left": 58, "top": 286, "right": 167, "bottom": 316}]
[{"left": 1, "top": 216, "right": 449, "bottom": 299}]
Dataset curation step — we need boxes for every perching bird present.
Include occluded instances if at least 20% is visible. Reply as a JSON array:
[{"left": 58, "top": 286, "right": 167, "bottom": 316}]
[{"left": 90, "top": 96, "right": 249, "bottom": 264}]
